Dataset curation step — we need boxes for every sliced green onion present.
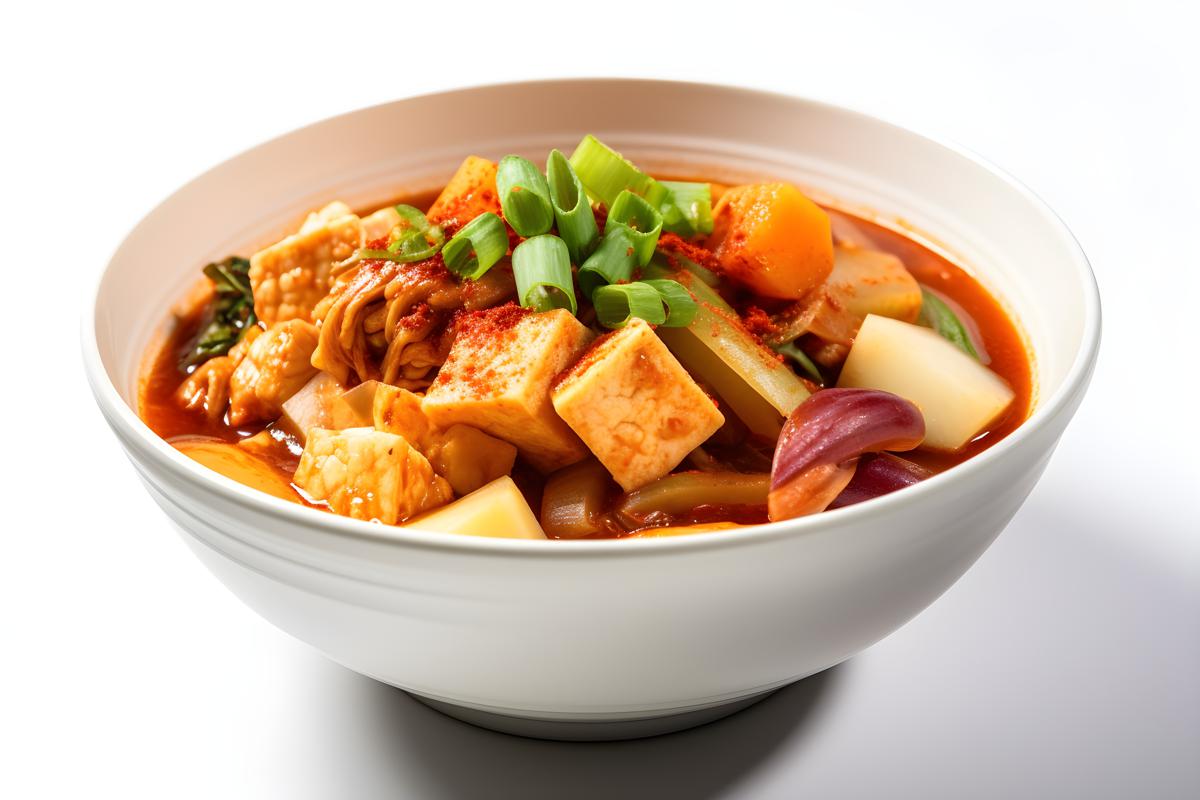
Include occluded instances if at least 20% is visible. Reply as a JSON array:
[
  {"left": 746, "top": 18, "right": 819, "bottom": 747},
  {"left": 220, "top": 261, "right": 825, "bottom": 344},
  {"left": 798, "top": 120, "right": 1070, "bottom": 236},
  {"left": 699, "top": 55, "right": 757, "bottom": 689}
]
[
  {"left": 593, "top": 282, "right": 667, "bottom": 328},
  {"left": 918, "top": 286, "right": 979, "bottom": 359},
  {"left": 773, "top": 340, "right": 825, "bottom": 383},
  {"left": 546, "top": 149, "right": 599, "bottom": 264},
  {"left": 441, "top": 212, "right": 508, "bottom": 280},
  {"left": 645, "top": 254, "right": 731, "bottom": 309},
  {"left": 497, "top": 155, "right": 554, "bottom": 237},
  {"left": 513, "top": 235, "right": 577, "bottom": 314},
  {"left": 642, "top": 279, "right": 698, "bottom": 328},
  {"left": 362, "top": 204, "right": 444, "bottom": 263},
  {"left": 578, "top": 227, "right": 637, "bottom": 298},
  {"left": 659, "top": 181, "right": 714, "bottom": 236},
  {"left": 569, "top": 134, "right": 668, "bottom": 209},
  {"left": 605, "top": 190, "right": 663, "bottom": 266}
]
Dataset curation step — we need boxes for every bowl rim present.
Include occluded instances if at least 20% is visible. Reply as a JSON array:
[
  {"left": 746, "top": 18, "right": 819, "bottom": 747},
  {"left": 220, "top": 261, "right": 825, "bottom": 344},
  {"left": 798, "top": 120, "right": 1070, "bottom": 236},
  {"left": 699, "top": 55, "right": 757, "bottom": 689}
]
[{"left": 81, "top": 77, "right": 1102, "bottom": 558}]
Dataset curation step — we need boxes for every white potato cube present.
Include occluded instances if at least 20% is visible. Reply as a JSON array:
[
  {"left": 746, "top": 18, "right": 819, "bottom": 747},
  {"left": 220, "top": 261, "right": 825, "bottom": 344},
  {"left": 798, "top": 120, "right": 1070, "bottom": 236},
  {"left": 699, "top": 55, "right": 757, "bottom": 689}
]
[
  {"left": 838, "top": 314, "right": 1016, "bottom": 452},
  {"left": 404, "top": 477, "right": 545, "bottom": 539}
]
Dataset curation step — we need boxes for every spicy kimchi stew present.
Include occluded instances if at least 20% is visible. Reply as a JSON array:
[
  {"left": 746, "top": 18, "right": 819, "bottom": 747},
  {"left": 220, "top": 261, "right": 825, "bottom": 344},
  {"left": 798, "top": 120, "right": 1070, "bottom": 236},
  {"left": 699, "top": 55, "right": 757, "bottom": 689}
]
[{"left": 139, "top": 136, "right": 1031, "bottom": 540}]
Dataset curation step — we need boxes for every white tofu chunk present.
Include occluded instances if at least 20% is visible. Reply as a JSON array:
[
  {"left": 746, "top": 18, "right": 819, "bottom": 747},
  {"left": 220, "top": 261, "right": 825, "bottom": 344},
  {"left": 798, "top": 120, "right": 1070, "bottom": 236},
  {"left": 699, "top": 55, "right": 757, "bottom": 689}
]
[
  {"left": 551, "top": 319, "right": 725, "bottom": 491},
  {"left": 423, "top": 306, "right": 594, "bottom": 472},
  {"left": 228, "top": 320, "right": 320, "bottom": 426},
  {"left": 361, "top": 206, "right": 402, "bottom": 241},
  {"left": 293, "top": 427, "right": 452, "bottom": 524},
  {"left": 837, "top": 314, "right": 1016, "bottom": 452}
]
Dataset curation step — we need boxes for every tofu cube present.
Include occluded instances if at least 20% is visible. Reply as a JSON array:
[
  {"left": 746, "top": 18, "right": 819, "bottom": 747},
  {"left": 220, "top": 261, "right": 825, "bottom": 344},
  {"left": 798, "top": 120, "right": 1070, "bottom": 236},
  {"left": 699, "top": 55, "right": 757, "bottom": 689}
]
[
  {"left": 551, "top": 319, "right": 725, "bottom": 491},
  {"left": 293, "top": 427, "right": 452, "bottom": 524},
  {"left": 423, "top": 306, "right": 594, "bottom": 472}
]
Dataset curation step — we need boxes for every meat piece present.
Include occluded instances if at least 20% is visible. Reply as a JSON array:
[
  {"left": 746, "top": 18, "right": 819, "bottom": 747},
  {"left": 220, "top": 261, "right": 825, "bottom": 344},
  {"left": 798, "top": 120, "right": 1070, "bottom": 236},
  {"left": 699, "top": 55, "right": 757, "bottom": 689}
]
[
  {"left": 250, "top": 213, "right": 364, "bottom": 325},
  {"left": 551, "top": 319, "right": 725, "bottom": 491},
  {"left": 361, "top": 206, "right": 402, "bottom": 241},
  {"left": 176, "top": 327, "right": 262, "bottom": 421},
  {"left": 423, "top": 306, "right": 594, "bottom": 472},
  {"left": 293, "top": 427, "right": 452, "bottom": 524},
  {"left": 373, "top": 384, "right": 517, "bottom": 495},
  {"left": 298, "top": 201, "right": 354, "bottom": 234},
  {"left": 228, "top": 320, "right": 320, "bottom": 426}
]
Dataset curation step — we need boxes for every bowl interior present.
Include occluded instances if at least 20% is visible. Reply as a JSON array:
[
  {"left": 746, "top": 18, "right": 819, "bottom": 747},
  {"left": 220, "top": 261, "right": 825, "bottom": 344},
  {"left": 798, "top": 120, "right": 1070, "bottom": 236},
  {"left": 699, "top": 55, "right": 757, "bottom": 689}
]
[{"left": 90, "top": 79, "right": 1095, "bottom": 480}]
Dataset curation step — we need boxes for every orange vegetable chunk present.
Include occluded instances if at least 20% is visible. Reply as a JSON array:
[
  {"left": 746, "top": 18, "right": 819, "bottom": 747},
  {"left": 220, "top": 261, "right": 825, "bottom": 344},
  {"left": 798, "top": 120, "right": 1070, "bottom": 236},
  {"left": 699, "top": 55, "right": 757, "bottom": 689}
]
[
  {"left": 426, "top": 156, "right": 502, "bottom": 229},
  {"left": 706, "top": 183, "right": 834, "bottom": 300}
]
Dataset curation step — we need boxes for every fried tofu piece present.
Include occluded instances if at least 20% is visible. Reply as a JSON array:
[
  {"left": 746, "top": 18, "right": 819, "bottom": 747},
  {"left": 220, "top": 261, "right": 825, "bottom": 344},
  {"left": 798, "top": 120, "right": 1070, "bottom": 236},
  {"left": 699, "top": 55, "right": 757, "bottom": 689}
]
[
  {"left": 423, "top": 306, "right": 594, "bottom": 472},
  {"left": 229, "top": 320, "right": 320, "bottom": 426},
  {"left": 551, "top": 319, "right": 725, "bottom": 491},
  {"left": 361, "top": 206, "right": 402, "bottom": 241},
  {"left": 373, "top": 383, "right": 517, "bottom": 495},
  {"left": 293, "top": 427, "right": 452, "bottom": 524},
  {"left": 250, "top": 213, "right": 363, "bottom": 325},
  {"left": 299, "top": 201, "right": 354, "bottom": 234},
  {"left": 426, "top": 156, "right": 501, "bottom": 229}
]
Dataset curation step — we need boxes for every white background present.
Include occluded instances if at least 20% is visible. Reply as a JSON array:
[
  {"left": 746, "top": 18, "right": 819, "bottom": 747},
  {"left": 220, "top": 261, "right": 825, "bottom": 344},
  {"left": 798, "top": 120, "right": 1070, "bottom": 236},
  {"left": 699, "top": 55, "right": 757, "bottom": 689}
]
[{"left": 4, "top": 1, "right": 1198, "bottom": 797}]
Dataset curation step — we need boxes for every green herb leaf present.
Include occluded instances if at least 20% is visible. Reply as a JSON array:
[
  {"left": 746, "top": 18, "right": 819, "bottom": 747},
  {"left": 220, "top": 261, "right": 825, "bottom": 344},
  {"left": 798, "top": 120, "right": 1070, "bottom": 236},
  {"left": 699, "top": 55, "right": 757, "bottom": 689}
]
[
  {"left": 918, "top": 286, "right": 979, "bottom": 359},
  {"left": 773, "top": 340, "right": 825, "bottom": 384},
  {"left": 185, "top": 256, "right": 258, "bottom": 368}
]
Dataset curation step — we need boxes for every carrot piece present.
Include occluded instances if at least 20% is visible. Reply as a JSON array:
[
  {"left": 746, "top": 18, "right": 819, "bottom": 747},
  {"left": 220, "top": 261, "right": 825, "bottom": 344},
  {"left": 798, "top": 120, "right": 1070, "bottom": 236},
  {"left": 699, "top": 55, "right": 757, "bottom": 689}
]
[
  {"left": 426, "top": 156, "right": 502, "bottom": 229},
  {"left": 706, "top": 183, "right": 835, "bottom": 300}
]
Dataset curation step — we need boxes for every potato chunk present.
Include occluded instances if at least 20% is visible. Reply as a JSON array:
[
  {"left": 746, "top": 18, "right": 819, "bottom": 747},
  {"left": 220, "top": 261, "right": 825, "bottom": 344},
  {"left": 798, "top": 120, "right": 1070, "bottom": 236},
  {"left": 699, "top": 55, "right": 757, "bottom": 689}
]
[
  {"left": 293, "top": 427, "right": 452, "bottom": 524},
  {"left": 249, "top": 213, "right": 363, "bottom": 325},
  {"left": 373, "top": 383, "right": 517, "bottom": 495},
  {"left": 425, "top": 156, "right": 501, "bottom": 229},
  {"left": 707, "top": 183, "right": 834, "bottom": 300},
  {"left": 837, "top": 314, "right": 1015, "bottom": 452},
  {"left": 229, "top": 320, "right": 320, "bottom": 426},
  {"left": 405, "top": 477, "right": 545, "bottom": 539},
  {"left": 423, "top": 306, "right": 594, "bottom": 472},
  {"left": 551, "top": 319, "right": 725, "bottom": 491}
]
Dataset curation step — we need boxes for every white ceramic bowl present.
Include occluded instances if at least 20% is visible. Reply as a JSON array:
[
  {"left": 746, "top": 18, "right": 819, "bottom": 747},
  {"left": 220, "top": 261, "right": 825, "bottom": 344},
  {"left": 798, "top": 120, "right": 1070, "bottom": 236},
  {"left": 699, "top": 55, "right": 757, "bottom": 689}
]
[{"left": 83, "top": 79, "right": 1100, "bottom": 740}]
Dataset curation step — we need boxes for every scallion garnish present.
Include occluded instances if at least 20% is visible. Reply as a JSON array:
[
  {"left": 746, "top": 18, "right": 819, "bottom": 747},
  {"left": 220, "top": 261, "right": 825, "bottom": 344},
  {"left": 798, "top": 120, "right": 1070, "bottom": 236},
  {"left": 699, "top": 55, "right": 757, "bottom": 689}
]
[
  {"left": 546, "top": 149, "right": 599, "bottom": 264},
  {"left": 605, "top": 190, "right": 663, "bottom": 266},
  {"left": 356, "top": 204, "right": 445, "bottom": 263},
  {"left": 578, "top": 227, "right": 637, "bottom": 299},
  {"left": 569, "top": 134, "right": 668, "bottom": 209},
  {"left": 592, "top": 279, "right": 697, "bottom": 329},
  {"left": 918, "top": 286, "right": 979, "bottom": 359},
  {"left": 642, "top": 279, "right": 699, "bottom": 328},
  {"left": 659, "top": 181, "right": 714, "bottom": 237},
  {"left": 513, "top": 235, "right": 577, "bottom": 314},
  {"left": 497, "top": 155, "right": 554, "bottom": 237},
  {"left": 442, "top": 212, "right": 508, "bottom": 280},
  {"left": 593, "top": 282, "right": 667, "bottom": 328}
]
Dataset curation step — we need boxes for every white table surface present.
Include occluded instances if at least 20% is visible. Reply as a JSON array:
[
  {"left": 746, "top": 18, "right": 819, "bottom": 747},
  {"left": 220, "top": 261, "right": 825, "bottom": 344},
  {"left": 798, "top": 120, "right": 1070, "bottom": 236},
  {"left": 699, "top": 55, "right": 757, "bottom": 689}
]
[{"left": 4, "top": 1, "right": 1197, "bottom": 797}]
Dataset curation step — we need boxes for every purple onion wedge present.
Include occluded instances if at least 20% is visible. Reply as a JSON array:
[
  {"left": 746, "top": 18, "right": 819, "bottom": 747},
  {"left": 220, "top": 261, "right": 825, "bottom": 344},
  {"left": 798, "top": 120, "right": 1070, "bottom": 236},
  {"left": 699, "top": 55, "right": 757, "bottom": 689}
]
[
  {"left": 828, "top": 453, "right": 933, "bottom": 510},
  {"left": 768, "top": 388, "right": 925, "bottom": 521}
]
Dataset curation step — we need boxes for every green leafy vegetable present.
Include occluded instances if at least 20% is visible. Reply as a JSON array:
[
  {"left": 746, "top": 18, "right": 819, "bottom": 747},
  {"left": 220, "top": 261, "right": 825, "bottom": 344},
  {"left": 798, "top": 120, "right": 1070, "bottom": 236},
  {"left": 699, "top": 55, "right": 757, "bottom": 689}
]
[
  {"left": 773, "top": 340, "right": 825, "bottom": 384},
  {"left": 185, "top": 257, "right": 258, "bottom": 367},
  {"left": 918, "top": 286, "right": 979, "bottom": 359}
]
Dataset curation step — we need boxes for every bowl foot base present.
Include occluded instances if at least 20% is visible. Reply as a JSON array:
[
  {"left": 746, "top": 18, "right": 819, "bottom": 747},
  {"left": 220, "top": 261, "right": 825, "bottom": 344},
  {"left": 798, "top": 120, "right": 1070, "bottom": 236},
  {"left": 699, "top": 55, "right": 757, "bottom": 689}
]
[{"left": 407, "top": 689, "right": 779, "bottom": 741}]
